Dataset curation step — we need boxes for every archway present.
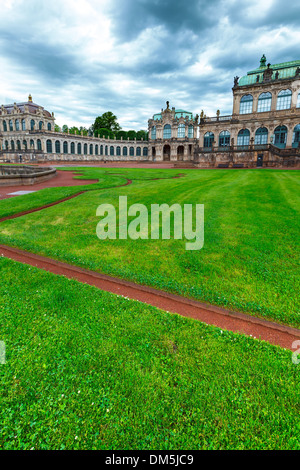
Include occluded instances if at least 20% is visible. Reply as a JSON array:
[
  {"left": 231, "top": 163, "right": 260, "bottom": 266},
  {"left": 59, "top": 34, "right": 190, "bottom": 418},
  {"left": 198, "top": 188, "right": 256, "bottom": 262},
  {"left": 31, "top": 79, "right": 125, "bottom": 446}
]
[
  {"left": 177, "top": 145, "right": 184, "bottom": 161},
  {"left": 163, "top": 144, "right": 171, "bottom": 161}
]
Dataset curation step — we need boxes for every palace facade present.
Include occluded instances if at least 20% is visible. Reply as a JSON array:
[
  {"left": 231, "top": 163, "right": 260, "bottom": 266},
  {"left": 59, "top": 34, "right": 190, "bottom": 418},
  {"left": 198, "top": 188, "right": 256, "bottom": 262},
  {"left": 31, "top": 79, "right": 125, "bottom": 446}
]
[{"left": 1, "top": 56, "right": 300, "bottom": 167}]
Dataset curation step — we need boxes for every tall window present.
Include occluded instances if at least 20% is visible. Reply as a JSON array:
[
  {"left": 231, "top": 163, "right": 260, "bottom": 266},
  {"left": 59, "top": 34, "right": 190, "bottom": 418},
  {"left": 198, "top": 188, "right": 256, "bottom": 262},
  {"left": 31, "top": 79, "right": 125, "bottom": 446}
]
[
  {"left": 274, "top": 125, "right": 287, "bottom": 148},
  {"left": 130, "top": 147, "right": 134, "bottom": 156},
  {"left": 116, "top": 146, "right": 121, "bottom": 156},
  {"left": 23, "top": 140, "right": 27, "bottom": 150},
  {"left": 22, "top": 119, "right": 26, "bottom": 130},
  {"left": 237, "top": 129, "right": 250, "bottom": 147},
  {"left": 31, "top": 119, "right": 35, "bottom": 130},
  {"left": 123, "top": 147, "right": 128, "bottom": 156},
  {"left": 3, "top": 121, "right": 7, "bottom": 132},
  {"left": 151, "top": 126, "right": 156, "bottom": 140},
  {"left": 292, "top": 124, "right": 300, "bottom": 148},
  {"left": 63, "top": 141, "right": 68, "bottom": 153},
  {"left": 37, "top": 139, "right": 42, "bottom": 151},
  {"left": 100, "top": 145, "right": 103, "bottom": 155},
  {"left": 219, "top": 130, "right": 230, "bottom": 147},
  {"left": 71, "top": 142, "right": 75, "bottom": 154},
  {"left": 95, "top": 145, "right": 98, "bottom": 155},
  {"left": 110, "top": 146, "right": 114, "bottom": 156},
  {"left": 84, "top": 144, "right": 87, "bottom": 155},
  {"left": 239, "top": 94, "right": 253, "bottom": 114},
  {"left": 55, "top": 141, "right": 61, "bottom": 153},
  {"left": 78, "top": 143, "right": 81, "bottom": 155},
  {"left": 15, "top": 119, "right": 20, "bottom": 131},
  {"left": 46, "top": 140, "right": 52, "bottom": 153},
  {"left": 257, "top": 92, "right": 272, "bottom": 112},
  {"left": 30, "top": 139, "right": 34, "bottom": 149},
  {"left": 39, "top": 121, "right": 43, "bottom": 130},
  {"left": 255, "top": 127, "right": 268, "bottom": 145},
  {"left": 90, "top": 144, "right": 93, "bottom": 155},
  {"left": 105, "top": 145, "right": 108, "bottom": 156},
  {"left": 9, "top": 120, "right": 13, "bottom": 131},
  {"left": 11, "top": 140, "right": 15, "bottom": 150},
  {"left": 5, "top": 141, "right": 8, "bottom": 150},
  {"left": 204, "top": 132, "right": 214, "bottom": 148},
  {"left": 47, "top": 123, "right": 52, "bottom": 131},
  {"left": 17, "top": 140, "right": 21, "bottom": 150},
  {"left": 276, "top": 89, "right": 292, "bottom": 110},
  {"left": 178, "top": 123, "right": 185, "bottom": 138},
  {"left": 163, "top": 124, "right": 171, "bottom": 139},
  {"left": 136, "top": 147, "right": 141, "bottom": 156},
  {"left": 188, "top": 125, "right": 194, "bottom": 138},
  {"left": 143, "top": 147, "right": 148, "bottom": 156}
]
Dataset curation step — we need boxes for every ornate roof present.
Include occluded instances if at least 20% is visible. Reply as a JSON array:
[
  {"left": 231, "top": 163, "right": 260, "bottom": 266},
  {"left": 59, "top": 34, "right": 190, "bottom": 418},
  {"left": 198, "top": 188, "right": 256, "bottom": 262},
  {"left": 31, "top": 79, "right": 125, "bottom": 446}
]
[
  {"left": 0, "top": 95, "right": 52, "bottom": 118},
  {"left": 153, "top": 109, "right": 193, "bottom": 121},
  {"left": 238, "top": 57, "right": 300, "bottom": 86}
]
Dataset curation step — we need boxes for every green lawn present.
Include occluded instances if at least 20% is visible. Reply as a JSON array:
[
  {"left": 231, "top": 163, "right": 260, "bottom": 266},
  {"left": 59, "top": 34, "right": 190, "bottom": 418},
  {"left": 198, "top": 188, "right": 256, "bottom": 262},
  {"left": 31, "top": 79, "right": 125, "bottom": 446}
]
[
  {"left": 0, "top": 168, "right": 299, "bottom": 327},
  {"left": 0, "top": 257, "right": 300, "bottom": 450}
]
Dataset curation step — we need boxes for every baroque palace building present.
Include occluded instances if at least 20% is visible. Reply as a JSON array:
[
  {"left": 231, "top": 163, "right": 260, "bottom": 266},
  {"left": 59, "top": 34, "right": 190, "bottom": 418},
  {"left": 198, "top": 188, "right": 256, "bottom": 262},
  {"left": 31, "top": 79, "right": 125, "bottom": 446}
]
[{"left": 1, "top": 56, "right": 300, "bottom": 167}]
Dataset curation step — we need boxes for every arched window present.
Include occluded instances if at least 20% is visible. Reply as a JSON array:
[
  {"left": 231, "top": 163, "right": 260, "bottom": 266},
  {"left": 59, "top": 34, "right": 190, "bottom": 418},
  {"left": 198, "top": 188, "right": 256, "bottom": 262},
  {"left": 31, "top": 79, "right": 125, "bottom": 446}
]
[
  {"left": 178, "top": 123, "right": 185, "bottom": 138},
  {"left": 15, "top": 120, "right": 20, "bottom": 131},
  {"left": 136, "top": 146, "right": 141, "bottom": 156},
  {"left": 110, "top": 146, "right": 114, "bottom": 156},
  {"left": 239, "top": 94, "right": 253, "bottom": 114},
  {"left": 255, "top": 127, "right": 268, "bottom": 145},
  {"left": 3, "top": 121, "right": 7, "bottom": 132},
  {"left": 63, "top": 141, "right": 68, "bottom": 154},
  {"left": 46, "top": 140, "right": 52, "bottom": 153},
  {"left": 129, "top": 147, "right": 134, "bottom": 156},
  {"left": 163, "top": 124, "right": 171, "bottom": 139},
  {"left": 5, "top": 141, "right": 8, "bottom": 150},
  {"left": 257, "top": 92, "right": 272, "bottom": 112},
  {"left": 30, "top": 139, "right": 34, "bottom": 149},
  {"left": 237, "top": 129, "right": 250, "bottom": 147},
  {"left": 123, "top": 147, "right": 128, "bottom": 156},
  {"left": 297, "top": 93, "right": 300, "bottom": 108},
  {"left": 204, "top": 132, "right": 214, "bottom": 148},
  {"left": 105, "top": 145, "right": 108, "bottom": 156},
  {"left": 37, "top": 139, "right": 42, "bottom": 151},
  {"left": 95, "top": 145, "right": 98, "bottom": 155},
  {"left": 11, "top": 140, "right": 15, "bottom": 150},
  {"left": 55, "top": 140, "right": 61, "bottom": 153},
  {"left": 151, "top": 126, "right": 156, "bottom": 140},
  {"left": 100, "top": 145, "right": 103, "bottom": 155},
  {"left": 84, "top": 144, "right": 88, "bottom": 155},
  {"left": 39, "top": 121, "right": 43, "bottom": 130},
  {"left": 116, "top": 146, "right": 121, "bottom": 156},
  {"left": 78, "top": 143, "right": 82, "bottom": 155},
  {"left": 188, "top": 125, "right": 194, "bottom": 138},
  {"left": 23, "top": 140, "right": 27, "bottom": 151},
  {"left": 30, "top": 119, "right": 35, "bottom": 131},
  {"left": 71, "top": 142, "right": 75, "bottom": 154},
  {"left": 89, "top": 144, "right": 93, "bottom": 155},
  {"left": 22, "top": 119, "right": 26, "bottom": 131},
  {"left": 17, "top": 140, "right": 21, "bottom": 150},
  {"left": 219, "top": 130, "right": 230, "bottom": 147},
  {"left": 274, "top": 125, "right": 288, "bottom": 148},
  {"left": 276, "top": 89, "right": 292, "bottom": 110},
  {"left": 9, "top": 120, "right": 13, "bottom": 131},
  {"left": 143, "top": 147, "right": 148, "bottom": 156},
  {"left": 292, "top": 124, "right": 300, "bottom": 148},
  {"left": 47, "top": 123, "right": 52, "bottom": 131}
]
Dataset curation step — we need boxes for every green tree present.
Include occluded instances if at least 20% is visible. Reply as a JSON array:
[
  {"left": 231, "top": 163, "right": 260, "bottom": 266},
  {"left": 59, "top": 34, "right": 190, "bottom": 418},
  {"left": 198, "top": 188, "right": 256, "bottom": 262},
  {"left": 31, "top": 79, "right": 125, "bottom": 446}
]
[
  {"left": 136, "top": 130, "right": 148, "bottom": 141},
  {"left": 127, "top": 130, "right": 137, "bottom": 141},
  {"left": 97, "top": 128, "right": 115, "bottom": 139},
  {"left": 115, "top": 130, "right": 128, "bottom": 140},
  {"left": 54, "top": 124, "right": 61, "bottom": 132},
  {"left": 62, "top": 124, "right": 68, "bottom": 133},
  {"left": 93, "top": 112, "right": 121, "bottom": 135},
  {"left": 69, "top": 126, "right": 80, "bottom": 135}
]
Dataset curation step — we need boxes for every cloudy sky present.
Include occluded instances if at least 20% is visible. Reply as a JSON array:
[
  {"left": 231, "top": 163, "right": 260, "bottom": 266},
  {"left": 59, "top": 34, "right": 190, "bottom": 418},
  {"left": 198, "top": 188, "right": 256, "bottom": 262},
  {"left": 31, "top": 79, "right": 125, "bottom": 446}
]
[{"left": 0, "top": 0, "right": 299, "bottom": 130}]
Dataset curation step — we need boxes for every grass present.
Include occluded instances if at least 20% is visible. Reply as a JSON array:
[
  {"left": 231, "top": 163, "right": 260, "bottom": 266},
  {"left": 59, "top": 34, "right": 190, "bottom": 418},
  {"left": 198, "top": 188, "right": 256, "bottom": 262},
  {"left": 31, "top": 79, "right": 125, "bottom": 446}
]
[
  {"left": 0, "top": 167, "right": 299, "bottom": 327},
  {"left": 0, "top": 257, "right": 300, "bottom": 450}
]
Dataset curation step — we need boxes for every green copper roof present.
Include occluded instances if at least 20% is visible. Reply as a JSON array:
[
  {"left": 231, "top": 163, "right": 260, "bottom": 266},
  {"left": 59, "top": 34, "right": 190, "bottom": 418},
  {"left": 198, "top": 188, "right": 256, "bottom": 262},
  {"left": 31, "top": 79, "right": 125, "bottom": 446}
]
[
  {"left": 153, "top": 109, "right": 193, "bottom": 120},
  {"left": 238, "top": 58, "right": 300, "bottom": 86}
]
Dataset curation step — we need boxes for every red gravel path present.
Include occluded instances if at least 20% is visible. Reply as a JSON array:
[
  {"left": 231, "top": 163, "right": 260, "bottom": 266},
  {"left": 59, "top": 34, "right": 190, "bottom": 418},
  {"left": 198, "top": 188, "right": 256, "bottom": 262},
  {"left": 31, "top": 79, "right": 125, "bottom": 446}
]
[{"left": 0, "top": 243, "right": 299, "bottom": 350}]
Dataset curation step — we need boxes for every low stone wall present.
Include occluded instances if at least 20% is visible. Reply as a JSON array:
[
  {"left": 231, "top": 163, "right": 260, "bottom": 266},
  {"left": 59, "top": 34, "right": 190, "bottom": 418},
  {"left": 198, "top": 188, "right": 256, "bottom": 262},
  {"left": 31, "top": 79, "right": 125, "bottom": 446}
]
[{"left": 0, "top": 165, "right": 56, "bottom": 186}]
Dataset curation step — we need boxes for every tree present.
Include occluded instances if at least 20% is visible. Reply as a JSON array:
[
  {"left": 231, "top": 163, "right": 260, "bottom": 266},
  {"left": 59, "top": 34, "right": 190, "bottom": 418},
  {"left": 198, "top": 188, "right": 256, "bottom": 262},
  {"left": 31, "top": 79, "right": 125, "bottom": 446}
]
[
  {"left": 115, "top": 130, "right": 128, "bottom": 140},
  {"left": 54, "top": 124, "right": 61, "bottom": 132},
  {"left": 93, "top": 112, "right": 121, "bottom": 135},
  {"left": 62, "top": 124, "right": 68, "bottom": 133},
  {"left": 97, "top": 128, "right": 115, "bottom": 139},
  {"left": 127, "top": 130, "right": 137, "bottom": 141},
  {"left": 69, "top": 126, "right": 80, "bottom": 135},
  {"left": 136, "top": 130, "right": 148, "bottom": 141}
]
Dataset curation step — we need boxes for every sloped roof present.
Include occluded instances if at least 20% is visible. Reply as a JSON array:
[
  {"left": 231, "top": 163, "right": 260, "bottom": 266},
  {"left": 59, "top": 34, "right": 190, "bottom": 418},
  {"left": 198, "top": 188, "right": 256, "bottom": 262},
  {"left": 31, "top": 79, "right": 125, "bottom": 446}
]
[{"left": 238, "top": 59, "right": 300, "bottom": 86}]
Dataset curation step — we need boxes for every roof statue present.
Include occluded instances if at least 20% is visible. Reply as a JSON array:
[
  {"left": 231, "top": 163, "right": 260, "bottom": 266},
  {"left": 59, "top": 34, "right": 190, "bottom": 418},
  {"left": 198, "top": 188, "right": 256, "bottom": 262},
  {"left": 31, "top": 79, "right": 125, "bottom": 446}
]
[{"left": 260, "top": 54, "right": 267, "bottom": 67}]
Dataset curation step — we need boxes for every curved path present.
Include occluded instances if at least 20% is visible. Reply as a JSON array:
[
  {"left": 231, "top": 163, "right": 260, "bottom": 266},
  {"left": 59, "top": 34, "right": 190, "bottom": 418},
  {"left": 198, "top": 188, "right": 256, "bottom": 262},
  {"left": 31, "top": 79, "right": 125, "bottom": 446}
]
[
  {"left": 0, "top": 168, "right": 298, "bottom": 350},
  {"left": 0, "top": 243, "right": 299, "bottom": 350}
]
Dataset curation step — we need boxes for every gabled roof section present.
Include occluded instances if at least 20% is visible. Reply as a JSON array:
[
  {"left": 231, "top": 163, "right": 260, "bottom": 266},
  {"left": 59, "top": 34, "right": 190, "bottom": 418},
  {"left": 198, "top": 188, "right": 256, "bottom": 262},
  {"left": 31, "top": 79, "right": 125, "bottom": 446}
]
[{"left": 238, "top": 57, "right": 300, "bottom": 86}]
